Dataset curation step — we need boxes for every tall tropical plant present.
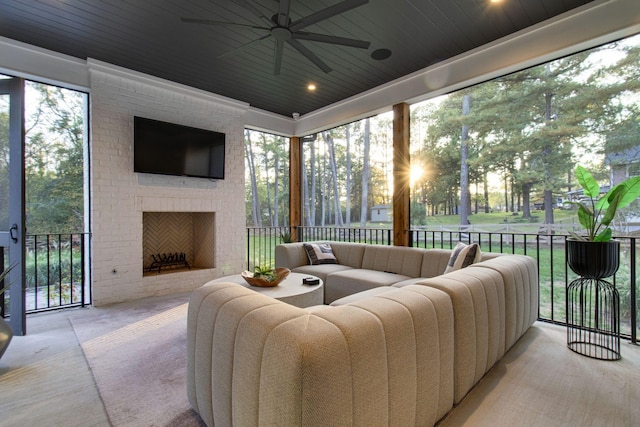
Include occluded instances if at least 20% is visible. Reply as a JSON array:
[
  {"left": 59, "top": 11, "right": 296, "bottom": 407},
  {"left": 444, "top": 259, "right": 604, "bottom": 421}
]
[
  {"left": 568, "top": 165, "right": 640, "bottom": 242},
  {"left": 0, "top": 264, "right": 15, "bottom": 295}
]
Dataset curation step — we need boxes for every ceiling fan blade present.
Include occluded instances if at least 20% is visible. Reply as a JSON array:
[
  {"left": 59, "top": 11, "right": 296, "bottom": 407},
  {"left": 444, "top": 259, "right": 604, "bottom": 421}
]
[
  {"left": 277, "top": 0, "right": 292, "bottom": 26},
  {"left": 181, "top": 17, "right": 269, "bottom": 31},
  {"left": 232, "top": 0, "right": 274, "bottom": 26},
  {"left": 287, "top": 39, "right": 332, "bottom": 73},
  {"left": 289, "top": 0, "right": 369, "bottom": 32},
  {"left": 218, "top": 34, "right": 271, "bottom": 59},
  {"left": 293, "top": 32, "right": 370, "bottom": 49},
  {"left": 274, "top": 39, "right": 285, "bottom": 75}
]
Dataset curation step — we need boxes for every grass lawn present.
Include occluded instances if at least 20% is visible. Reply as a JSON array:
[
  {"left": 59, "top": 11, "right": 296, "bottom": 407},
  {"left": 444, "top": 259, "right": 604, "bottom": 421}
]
[{"left": 418, "top": 209, "right": 578, "bottom": 226}]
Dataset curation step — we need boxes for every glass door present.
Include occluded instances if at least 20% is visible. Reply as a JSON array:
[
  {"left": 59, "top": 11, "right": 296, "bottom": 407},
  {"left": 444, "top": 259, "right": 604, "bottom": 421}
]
[{"left": 0, "top": 77, "right": 26, "bottom": 335}]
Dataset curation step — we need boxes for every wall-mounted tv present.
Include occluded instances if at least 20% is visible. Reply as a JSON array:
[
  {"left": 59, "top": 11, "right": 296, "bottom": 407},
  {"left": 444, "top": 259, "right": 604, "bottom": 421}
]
[{"left": 134, "top": 116, "right": 225, "bottom": 180}]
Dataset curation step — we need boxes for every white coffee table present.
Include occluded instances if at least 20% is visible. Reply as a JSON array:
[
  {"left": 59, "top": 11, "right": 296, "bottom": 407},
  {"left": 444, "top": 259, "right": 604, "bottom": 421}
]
[{"left": 211, "top": 272, "right": 323, "bottom": 308}]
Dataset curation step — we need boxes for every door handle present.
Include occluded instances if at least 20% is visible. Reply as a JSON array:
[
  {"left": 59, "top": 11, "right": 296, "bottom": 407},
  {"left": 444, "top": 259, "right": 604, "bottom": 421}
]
[{"left": 9, "top": 224, "right": 18, "bottom": 243}]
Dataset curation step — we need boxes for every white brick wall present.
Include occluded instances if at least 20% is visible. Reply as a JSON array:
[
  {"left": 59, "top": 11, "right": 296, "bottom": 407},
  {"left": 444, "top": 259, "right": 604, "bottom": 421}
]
[{"left": 89, "top": 63, "right": 248, "bottom": 305}]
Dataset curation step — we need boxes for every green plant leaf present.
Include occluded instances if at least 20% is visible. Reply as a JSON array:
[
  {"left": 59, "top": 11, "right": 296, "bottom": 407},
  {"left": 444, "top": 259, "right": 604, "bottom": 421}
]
[
  {"left": 600, "top": 191, "right": 622, "bottom": 226},
  {"left": 0, "top": 263, "right": 16, "bottom": 295},
  {"left": 597, "top": 183, "right": 622, "bottom": 211},
  {"left": 253, "top": 265, "right": 274, "bottom": 279},
  {"left": 615, "top": 176, "right": 640, "bottom": 210},
  {"left": 594, "top": 227, "right": 612, "bottom": 242},
  {"left": 576, "top": 165, "right": 600, "bottom": 199},
  {"left": 577, "top": 204, "right": 595, "bottom": 237}
]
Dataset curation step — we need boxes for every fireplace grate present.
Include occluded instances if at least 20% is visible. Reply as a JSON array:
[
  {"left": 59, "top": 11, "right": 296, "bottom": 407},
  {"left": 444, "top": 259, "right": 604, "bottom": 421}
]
[{"left": 147, "top": 252, "right": 191, "bottom": 273}]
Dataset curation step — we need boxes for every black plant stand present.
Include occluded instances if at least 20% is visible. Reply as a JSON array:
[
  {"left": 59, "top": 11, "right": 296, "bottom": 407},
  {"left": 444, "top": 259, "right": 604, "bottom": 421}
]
[
  {"left": 567, "top": 277, "right": 620, "bottom": 360},
  {"left": 566, "top": 239, "right": 621, "bottom": 361}
]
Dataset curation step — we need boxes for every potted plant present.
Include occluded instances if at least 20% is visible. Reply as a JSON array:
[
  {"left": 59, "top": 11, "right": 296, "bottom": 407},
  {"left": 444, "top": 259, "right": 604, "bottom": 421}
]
[
  {"left": 241, "top": 265, "right": 290, "bottom": 287},
  {"left": 566, "top": 165, "right": 640, "bottom": 278},
  {"left": 280, "top": 229, "right": 295, "bottom": 243},
  {"left": 0, "top": 264, "right": 15, "bottom": 360}
]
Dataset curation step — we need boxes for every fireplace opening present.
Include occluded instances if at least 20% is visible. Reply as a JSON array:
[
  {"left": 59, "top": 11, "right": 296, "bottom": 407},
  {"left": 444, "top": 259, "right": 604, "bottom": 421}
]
[
  {"left": 142, "top": 211, "right": 215, "bottom": 276},
  {"left": 147, "top": 252, "right": 191, "bottom": 273}
]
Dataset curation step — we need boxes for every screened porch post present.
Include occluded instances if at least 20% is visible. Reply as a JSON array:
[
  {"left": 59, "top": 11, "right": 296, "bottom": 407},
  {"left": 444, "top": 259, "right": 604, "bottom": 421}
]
[
  {"left": 289, "top": 136, "right": 301, "bottom": 241},
  {"left": 393, "top": 102, "right": 411, "bottom": 247}
]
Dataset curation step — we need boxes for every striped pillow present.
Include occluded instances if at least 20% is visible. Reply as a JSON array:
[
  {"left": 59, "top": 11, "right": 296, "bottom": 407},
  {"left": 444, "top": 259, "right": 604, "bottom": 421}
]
[
  {"left": 303, "top": 243, "right": 338, "bottom": 265},
  {"left": 445, "top": 242, "right": 481, "bottom": 273}
]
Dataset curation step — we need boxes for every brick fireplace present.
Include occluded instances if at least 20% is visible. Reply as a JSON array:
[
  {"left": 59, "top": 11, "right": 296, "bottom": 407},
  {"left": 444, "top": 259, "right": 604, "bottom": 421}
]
[
  {"left": 89, "top": 60, "right": 248, "bottom": 306},
  {"left": 142, "top": 211, "right": 215, "bottom": 275}
]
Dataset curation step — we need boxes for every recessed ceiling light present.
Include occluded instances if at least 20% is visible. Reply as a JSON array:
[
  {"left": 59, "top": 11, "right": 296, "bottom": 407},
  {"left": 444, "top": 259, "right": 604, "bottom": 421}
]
[{"left": 307, "top": 83, "right": 317, "bottom": 91}]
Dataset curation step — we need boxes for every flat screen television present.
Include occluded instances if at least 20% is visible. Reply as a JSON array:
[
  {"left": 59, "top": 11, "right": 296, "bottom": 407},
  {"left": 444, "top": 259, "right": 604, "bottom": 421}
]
[{"left": 134, "top": 116, "right": 226, "bottom": 179}]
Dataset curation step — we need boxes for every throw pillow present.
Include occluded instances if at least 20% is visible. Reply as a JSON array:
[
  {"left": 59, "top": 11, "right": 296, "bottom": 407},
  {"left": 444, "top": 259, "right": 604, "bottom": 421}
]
[
  {"left": 445, "top": 242, "right": 481, "bottom": 273},
  {"left": 303, "top": 242, "right": 338, "bottom": 265}
]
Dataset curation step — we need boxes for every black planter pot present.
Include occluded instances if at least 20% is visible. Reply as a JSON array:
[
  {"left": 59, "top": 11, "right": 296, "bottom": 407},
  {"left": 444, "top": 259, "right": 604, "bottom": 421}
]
[{"left": 566, "top": 239, "right": 620, "bottom": 279}]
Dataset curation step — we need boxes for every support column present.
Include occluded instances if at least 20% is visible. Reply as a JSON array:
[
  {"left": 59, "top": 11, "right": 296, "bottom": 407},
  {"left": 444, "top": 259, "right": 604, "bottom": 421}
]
[
  {"left": 289, "top": 136, "right": 301, "bottom": 242},
  {"left": 393, "top": 103, "right": 410, "bottom": 247}
]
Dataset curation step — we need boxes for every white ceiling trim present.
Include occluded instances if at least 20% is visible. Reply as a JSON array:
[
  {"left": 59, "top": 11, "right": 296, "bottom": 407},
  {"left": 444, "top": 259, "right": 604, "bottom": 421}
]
[
  {"left": 244, "top": 107, "right": 295, "bottom": 137},
  {"left": 292, "top": 0, "right": 640, "bottom": 136},
  {"left": 0, "top": 35, "right": 89, "bottom": 92},
  {"left": 87, "top": 59, "right": 250, "bottom": 115}
]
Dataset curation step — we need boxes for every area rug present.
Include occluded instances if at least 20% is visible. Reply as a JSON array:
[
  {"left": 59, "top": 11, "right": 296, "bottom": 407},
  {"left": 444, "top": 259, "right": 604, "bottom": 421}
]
[{"left": 69, "top": 294, "right": 205, "bottom": 427}]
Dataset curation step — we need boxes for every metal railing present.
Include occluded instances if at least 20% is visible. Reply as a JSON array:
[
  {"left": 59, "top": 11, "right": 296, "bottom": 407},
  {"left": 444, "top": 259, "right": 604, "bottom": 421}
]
[
  {"left": 246, "top": 225, "right": 638, "bottom": 343},
  {"left": 1, "top": 232, "right": 91, "bottom": 317},
  {"left": 245, "top": 226, "right": 394, "bottom": 271}
]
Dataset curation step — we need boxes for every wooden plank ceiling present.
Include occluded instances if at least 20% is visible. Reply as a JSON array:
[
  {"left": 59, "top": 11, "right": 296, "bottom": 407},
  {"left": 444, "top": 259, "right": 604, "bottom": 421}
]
[{"left": 0, "top": 0, "right": 595, "bottom": 117}]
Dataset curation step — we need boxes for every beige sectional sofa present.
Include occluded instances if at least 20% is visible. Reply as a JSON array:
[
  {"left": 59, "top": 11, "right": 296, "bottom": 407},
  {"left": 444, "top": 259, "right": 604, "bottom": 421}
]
[
  {"left": 187, "top": 241, "right": 539, "bottom": 426},
  {"left": 188, "top": 282, "right": 455, "bottom": 426},
  {"left": 275, "top": 241, "right": 505, "bottom": 304}
]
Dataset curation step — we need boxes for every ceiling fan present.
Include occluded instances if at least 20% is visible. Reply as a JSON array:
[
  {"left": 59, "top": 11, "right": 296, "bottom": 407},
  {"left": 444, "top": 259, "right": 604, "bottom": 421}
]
[{"left": 182, "top": 0, "right": 371, "bottom": 75}]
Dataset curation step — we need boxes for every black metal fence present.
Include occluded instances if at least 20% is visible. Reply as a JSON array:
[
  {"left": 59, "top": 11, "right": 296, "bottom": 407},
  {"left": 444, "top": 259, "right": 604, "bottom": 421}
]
[
  {"left": 246, "top": 226, "right": 638, "bottom": 343},
  {"left": 1, "top": 233, "right": 91, "bottom": 317}
]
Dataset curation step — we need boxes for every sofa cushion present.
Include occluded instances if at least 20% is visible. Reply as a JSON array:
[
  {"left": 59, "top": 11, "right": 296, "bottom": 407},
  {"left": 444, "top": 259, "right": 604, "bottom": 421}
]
[
  {"left": 444, "top": 242, "right": 481, "bottom": 273},
  {"left": 399, "top": 251, "right": 505, "bottom": 287},
  {"left": 315, "top": 285, "right": 455, "bottom": 425},
  {"left": 304, "top": 242, "right": 338, "bottom": 264},
  {"left": 416, "top": 265, "right": 505, "bottom": 404},
  {"left": 391, "top": 277, "right": 431, "bottom": 288},
  {"left": 275, "top": 242, "right": 366, "bottom": 270},
  {"left": 291, "top": 264, "right": 353, "bottom": 282},
  {"left": 419, "top": 249, "right": 456, "bottom": 278},
  {"left": 361, "top": 245, "right": 425, "bottom": 277},
  {"left": 472, "top": 254, "right": 538, "bottom": 350},
  {"left": 330, "top": 286, "right": 397, "bottom": 306},
  {"left": 328, "top": 242, "right": 367, "bottom": 268},
  {"left": 324, "top": 269, "right": 412, "bottom": 304}
]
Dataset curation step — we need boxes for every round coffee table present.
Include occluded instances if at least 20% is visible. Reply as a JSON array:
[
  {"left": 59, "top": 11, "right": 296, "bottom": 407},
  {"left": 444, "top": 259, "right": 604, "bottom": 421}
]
[{"left": 211, "top": 272, "right": 323, "bottom": 308}]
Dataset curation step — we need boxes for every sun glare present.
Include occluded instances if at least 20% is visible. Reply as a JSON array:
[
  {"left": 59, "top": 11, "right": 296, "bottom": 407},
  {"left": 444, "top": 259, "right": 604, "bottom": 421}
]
[{"left": 410, "top": 165, "right": 424, "bottom": 187}]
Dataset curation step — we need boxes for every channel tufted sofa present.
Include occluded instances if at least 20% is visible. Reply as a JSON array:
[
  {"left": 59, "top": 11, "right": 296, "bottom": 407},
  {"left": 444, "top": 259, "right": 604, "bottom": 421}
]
[
  {"left": 275, "top": 241, "right": 507, "bottom": 304},
  {"left": 187, "top": 241, "right": 538, "bottom": 426}
]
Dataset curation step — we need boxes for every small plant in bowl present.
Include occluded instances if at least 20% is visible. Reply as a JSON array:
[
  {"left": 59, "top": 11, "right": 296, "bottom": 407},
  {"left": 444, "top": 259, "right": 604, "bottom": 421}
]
[
  {"left": 567, "top": 165, "right": 640, "bottom": 242},
  {"left": 253, "top": 266, "right": 278, "bottom": 282},
  {"left": 242, "top": 265, "right": 290, "bottom": 287}
]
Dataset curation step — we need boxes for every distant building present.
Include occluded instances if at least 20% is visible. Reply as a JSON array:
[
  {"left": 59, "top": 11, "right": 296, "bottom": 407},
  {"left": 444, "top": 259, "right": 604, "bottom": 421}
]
[
  {"left": 605, "top": 130, "right": 640, "bottom": 185},
  {"left": 566, "top": 141, "right": 639, "bottom": 202},
  {"left": 371, "top": 205, "right": 390, "bottom": 222}
]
